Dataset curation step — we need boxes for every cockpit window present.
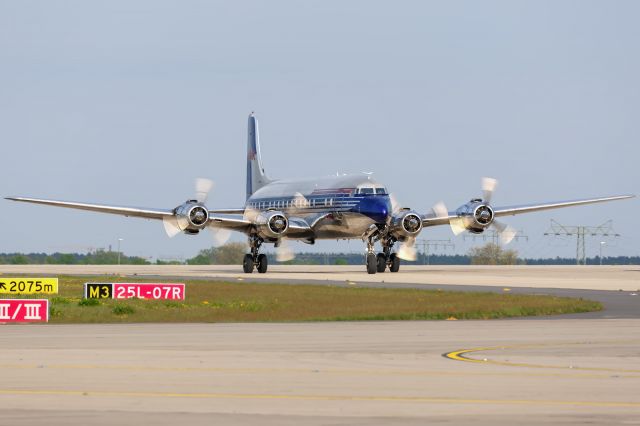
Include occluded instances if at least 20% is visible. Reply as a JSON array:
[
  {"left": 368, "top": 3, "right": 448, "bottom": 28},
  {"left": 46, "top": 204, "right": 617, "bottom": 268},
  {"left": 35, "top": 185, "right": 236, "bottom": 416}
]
[
  {"left": 376, "top": 188, "right": 387, "bottom": 195},
  {"left": 360, "top": 188, "right": 375, "bottom": 194}
]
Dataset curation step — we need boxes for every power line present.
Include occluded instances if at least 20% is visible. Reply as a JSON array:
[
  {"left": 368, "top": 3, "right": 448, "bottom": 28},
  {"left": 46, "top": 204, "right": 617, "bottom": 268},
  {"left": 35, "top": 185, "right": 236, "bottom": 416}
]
[
  {"left": 415, "top": 239, "right": 455, "bottom": 265},
  {"left": 543, "top": 220, "right": 620, "bottom": 265},
  {"left": 463, "top": 229, "right": 529, "bottom": 246}
]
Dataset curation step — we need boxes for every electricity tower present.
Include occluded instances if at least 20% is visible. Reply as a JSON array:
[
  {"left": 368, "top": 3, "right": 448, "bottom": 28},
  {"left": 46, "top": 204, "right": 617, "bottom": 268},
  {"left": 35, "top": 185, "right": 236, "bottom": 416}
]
[
  {"left": 415, "top": 239, "right": 455, "bottom": 265},
  {"left": 543, "top": 220, "right": 620, "bottom": 265}
]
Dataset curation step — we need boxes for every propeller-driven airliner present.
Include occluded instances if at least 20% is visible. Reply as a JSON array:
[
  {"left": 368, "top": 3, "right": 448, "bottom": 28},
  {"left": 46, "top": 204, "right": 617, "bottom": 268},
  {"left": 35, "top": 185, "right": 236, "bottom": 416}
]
[{"left": 6, "top": 114, "right": 634, "bottom": 274}]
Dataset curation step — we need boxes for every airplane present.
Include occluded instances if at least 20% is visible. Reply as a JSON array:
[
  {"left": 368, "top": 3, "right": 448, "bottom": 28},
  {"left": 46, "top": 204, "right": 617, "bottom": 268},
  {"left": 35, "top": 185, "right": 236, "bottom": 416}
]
[{"left": 6, "top": 113, "right": 634, "bottom": 274}]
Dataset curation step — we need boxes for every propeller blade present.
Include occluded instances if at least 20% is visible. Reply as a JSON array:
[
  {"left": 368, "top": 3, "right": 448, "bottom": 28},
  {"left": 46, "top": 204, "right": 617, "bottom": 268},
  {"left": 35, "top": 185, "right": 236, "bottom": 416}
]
[
  {"left": 493, "top": 220, "right": 517, "bottom": 245},
  {"left": 289, "top": 192, "right": 309, "bottom": 214},
  {"left": 481, "top": 177, "right": 498, "bottom": 203},
  {"left": 162, "top": 216, "right": 181, "bottom": 238},
  {"left": 243, "top": 205, "right": 260, "bottom": 222},
  {"left": 209, "top": 226, "right": 232, "bottom": 246},
  {"left": 195, "top": 178, "right": 214, "bottom": 203},
  {"left": 276, "top": 239, "right": 296, "bottom": 262},
  {"left": 397, "top": 239, "right": 417, "bottom": 261},
  {"left": 389, "top": 193, "right": 401, "bottom": 214},
  {"left": 432, "top": 201, "right": 449, "bottom": 219},
  {"left": 449, "top": 216, "right": 467, "bottom": 236}
]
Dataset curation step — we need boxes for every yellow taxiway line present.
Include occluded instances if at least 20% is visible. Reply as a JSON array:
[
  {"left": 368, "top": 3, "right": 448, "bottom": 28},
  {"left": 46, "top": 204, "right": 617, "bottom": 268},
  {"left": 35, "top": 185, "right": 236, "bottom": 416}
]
[
  {"left": 0, "top": 389, "right": 639, "bottom": 408},
  {"left": 444, "top": 343, "right": 640, "bottom": 373}
]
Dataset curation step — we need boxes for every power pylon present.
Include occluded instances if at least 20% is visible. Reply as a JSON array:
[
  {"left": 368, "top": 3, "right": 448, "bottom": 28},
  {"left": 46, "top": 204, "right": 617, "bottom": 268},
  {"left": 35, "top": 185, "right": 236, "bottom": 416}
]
[
  {"left": 543, "top": 220, "right": 620, "bottom": 265},
  {"left": 415, "top": 239, "right": 455, "bottom": 265}
]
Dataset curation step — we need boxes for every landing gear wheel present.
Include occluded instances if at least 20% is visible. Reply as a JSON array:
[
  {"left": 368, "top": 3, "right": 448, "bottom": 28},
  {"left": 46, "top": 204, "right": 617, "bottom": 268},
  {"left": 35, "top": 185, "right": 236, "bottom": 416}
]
[
  {"left": 366, "top": 253, "right": 377, "bottom": 274},
  {"left": 242, "top": 254, "right": 254, "bottom": 274},
  {"left": 256, "top": 253, "right": 268, "bottom": 274},
  {"left": 376, "top": 253, "right": 386, "bottom": 273},
  {"left": 389, "top": 253, "right": 400, "bottom": 273}
]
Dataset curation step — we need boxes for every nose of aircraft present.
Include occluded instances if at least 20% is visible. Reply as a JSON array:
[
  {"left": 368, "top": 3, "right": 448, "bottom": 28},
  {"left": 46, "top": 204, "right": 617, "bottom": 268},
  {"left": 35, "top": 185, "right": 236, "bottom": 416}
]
[{"left": 358, "top": 196, "right": 391, "bottom": 223}]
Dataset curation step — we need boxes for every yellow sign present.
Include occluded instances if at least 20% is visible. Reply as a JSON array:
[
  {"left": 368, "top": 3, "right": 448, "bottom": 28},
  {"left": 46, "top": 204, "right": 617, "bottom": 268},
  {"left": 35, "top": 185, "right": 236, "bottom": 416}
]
[{"left": 0, "top": 278, "right": 58, "bottom": 294}]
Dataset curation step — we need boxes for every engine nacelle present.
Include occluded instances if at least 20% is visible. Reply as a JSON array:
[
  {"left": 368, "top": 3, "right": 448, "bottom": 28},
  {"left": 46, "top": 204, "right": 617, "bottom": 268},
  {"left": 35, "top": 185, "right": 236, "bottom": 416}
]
[
  {"left": 175, "top": 200, "right": 210, "bottom": 235},
  {"left": 391, "top": 210, "right": 423, "bottom": 240},
  {"left": 255, "top": 211, "right": 289, "bottom": 240},
  {"left": 454, "top": 199, "right": 494, "bottom": 233}
]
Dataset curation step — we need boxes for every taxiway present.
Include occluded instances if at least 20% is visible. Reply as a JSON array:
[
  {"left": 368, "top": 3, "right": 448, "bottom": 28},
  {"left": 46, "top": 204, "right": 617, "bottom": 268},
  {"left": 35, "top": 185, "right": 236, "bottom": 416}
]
[{"left": 0, "top": 265, "right": 638, "bottom": 425}]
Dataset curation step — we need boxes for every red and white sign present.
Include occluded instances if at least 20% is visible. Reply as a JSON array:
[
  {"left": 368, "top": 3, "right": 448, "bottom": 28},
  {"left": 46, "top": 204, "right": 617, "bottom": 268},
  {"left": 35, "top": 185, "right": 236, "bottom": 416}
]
[
  {"left": 112, "top": 283, "right": 185, "bottom": 300},
  {"left": 0, "top": 299, "right": 49, "bottom": 323}
]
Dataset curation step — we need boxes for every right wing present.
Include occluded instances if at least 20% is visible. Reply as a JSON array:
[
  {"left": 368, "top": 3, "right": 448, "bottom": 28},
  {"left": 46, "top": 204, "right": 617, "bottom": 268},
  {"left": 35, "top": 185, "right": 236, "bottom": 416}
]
[
  {"left": 5, "top": 195, "right": 310, "bottom": 237},
  {"left": 5, "top": 196, "right": 174, "bottom": 220}
]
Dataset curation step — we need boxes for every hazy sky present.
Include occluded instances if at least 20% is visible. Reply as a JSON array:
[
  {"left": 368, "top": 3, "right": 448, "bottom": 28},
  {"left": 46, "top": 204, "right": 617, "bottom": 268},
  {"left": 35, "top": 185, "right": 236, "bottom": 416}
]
[{"left": 1, "top": 1, "right": 638, "bottom": 261}]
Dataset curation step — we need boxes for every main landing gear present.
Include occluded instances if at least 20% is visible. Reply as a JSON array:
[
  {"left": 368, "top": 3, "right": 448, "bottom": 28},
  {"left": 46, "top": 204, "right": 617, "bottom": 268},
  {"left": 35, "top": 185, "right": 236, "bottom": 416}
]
[
  {"left": 365, "top": 236, "right": 400, "bottom": 274},
  {"left": 243, "top": 236, "right": 268, "bottom": 274}
]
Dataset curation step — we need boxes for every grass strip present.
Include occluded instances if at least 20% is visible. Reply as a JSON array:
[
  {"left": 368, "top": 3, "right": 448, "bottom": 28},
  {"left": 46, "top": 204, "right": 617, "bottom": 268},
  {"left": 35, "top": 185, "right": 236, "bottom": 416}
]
[{"left": 4, "top": 275, "right": 602, "bottom": 323}]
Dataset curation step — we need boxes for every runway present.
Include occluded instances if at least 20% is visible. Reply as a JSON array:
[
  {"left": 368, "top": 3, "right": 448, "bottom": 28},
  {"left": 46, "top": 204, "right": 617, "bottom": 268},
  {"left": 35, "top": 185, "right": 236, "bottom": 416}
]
[
  {"left": 1, "top": 265, "right": 639, "bottom": 425},
  {"left": 1, "top": 264, "right": 639, "bottom": 291},
  {"left": 1, "top": 320, "right": 639, "bottom": 425}
]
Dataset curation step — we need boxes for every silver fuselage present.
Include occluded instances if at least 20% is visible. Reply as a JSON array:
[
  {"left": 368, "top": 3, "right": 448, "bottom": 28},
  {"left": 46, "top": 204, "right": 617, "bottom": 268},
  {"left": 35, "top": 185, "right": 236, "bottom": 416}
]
[{"left": 246, "top": 175, "right": 392, "bottom": 240}]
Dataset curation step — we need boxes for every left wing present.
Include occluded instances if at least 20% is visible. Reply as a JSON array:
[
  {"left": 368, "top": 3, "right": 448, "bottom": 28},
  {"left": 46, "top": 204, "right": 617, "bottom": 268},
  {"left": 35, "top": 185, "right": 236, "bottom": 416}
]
[
  {"left": 492, "top": 195, "right": 634, "bottom": 217},
  {"left": 423, "top": 194, "right": 634, "bottom": 227}
]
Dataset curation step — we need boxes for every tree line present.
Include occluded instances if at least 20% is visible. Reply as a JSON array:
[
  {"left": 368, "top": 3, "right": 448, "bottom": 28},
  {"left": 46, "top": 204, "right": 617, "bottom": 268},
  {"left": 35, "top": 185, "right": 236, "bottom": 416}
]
[{"left": 1, "top": 243, "right": 638, "bottom": 265}]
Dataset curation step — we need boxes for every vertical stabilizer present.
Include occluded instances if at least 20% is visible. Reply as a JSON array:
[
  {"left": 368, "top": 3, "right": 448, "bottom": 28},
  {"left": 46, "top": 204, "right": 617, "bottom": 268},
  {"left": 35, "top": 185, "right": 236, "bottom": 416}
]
[{"left": 246, "top": 113, "right": 272, "bottom": 200}]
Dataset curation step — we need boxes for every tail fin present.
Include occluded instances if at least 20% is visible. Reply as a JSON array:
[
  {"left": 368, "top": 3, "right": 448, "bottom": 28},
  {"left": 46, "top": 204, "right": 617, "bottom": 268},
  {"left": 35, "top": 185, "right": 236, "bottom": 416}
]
[{"left": 246, "top": 113, "right": 272, "bottom": 200}]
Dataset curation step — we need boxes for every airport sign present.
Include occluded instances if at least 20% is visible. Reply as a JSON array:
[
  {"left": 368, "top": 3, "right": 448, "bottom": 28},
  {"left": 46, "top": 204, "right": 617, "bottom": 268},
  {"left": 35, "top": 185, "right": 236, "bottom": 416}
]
[
  {"left": 0, "top": 299, "right": 49, "bottom": 323},
  {"left": 84, "top": 283, "right": 185, "bottom": 300},
  {"left": 0, "top": 278, "right": 58, "bottom": 294}
]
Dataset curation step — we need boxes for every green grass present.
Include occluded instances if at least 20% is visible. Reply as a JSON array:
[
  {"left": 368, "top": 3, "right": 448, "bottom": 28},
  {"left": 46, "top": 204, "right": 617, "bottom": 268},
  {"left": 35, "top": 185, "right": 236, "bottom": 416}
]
[{"left": 2, "top": 275, "right": 602, "bottom": 323}]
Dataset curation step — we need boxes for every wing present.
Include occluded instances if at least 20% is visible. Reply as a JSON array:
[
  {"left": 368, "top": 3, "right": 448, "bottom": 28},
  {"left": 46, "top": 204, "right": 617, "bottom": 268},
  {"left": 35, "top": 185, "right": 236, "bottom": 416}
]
[
  {"left": 208, "top": 213, "right": 252, "bottom": 232},
  {"left": 423, "top": 194, "right": 634, "bottom": 227},
  {"left": 493, "top": 195, "right": 634, "bottom": 217},
  {"left": 209, "top": 208, "right": 246, "bottom": 214},
  {"left": 5, "top": 195, "right": 311, "bottom": 238},
  {"left": 209, "top": 213, "right": 313, "bottom": 238},
  {"left": 5, "top": 196, "right": 174, "bottom": 219}
]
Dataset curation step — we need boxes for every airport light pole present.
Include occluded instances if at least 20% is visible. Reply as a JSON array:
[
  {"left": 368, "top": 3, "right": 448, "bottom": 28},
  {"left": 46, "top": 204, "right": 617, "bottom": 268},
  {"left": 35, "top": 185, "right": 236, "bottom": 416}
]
[
  {"left": 117, "top": 238, "right": 124, "bottom": 265},
  {"left": 599, "top": 241, "right": 606, "bottom": 266}
]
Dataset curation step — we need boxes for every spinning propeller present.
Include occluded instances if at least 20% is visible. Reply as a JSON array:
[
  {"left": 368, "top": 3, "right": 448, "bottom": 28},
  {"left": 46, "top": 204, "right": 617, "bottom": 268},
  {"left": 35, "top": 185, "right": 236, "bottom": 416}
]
[
  {"left": 432, "top": 177, "right": 517, "bottom": 245},
  {"left": 388, "top": 192, "right": 419, "bottom": 261},
  {"left": 162, "top": 178, "right": 231, "bottom": 245}
]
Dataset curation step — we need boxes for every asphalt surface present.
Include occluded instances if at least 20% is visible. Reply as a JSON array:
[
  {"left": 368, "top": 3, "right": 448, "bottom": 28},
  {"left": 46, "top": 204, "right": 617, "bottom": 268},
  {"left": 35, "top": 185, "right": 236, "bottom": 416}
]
[
  {"left": 1, "top": 321, "right": 639, "bottom": 426},
  {"left": 0, "top": 265, "right": 639, "bottom": 425}
]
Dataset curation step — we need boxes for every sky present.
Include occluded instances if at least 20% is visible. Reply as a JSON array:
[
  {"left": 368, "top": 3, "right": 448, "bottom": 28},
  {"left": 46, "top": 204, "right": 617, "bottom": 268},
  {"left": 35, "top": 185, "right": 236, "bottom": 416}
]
[{"left": 1, "top": 1, "right": 638, "bottom": 261}]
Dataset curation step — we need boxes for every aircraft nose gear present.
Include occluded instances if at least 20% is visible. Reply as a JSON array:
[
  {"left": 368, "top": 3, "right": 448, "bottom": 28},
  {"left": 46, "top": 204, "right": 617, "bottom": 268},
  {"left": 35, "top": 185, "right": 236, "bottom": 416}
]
[{"left": 243, "top": 236, "right": 268, "bottom": 274}]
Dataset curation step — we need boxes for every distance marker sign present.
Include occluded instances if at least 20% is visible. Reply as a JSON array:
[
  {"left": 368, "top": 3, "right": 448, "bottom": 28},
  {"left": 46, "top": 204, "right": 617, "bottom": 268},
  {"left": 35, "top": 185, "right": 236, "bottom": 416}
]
[
  {"left": 84, "top": 283, "right": 185, "bottom": 300},
  {"left": 0, "top": 278, "right": 58, "bottom": 294}
]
